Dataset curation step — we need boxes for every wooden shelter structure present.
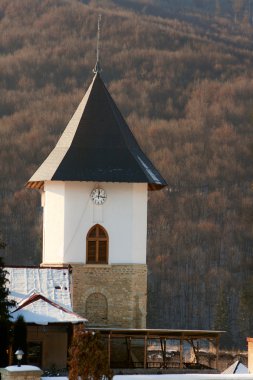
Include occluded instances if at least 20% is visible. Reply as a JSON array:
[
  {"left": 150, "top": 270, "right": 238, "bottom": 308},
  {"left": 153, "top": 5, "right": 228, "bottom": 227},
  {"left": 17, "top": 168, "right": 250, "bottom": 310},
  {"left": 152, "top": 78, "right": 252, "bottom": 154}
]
[{"left": 87, "top": 328, "right": 224, "bottom": 372}]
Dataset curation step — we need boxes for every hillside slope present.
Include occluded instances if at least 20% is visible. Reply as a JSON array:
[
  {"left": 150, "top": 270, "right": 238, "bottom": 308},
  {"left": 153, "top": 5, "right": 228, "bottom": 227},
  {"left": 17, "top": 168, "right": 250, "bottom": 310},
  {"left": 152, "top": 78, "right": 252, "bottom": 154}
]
[{"left": 0, "top": 0, "right": 253, "bottom": 347}]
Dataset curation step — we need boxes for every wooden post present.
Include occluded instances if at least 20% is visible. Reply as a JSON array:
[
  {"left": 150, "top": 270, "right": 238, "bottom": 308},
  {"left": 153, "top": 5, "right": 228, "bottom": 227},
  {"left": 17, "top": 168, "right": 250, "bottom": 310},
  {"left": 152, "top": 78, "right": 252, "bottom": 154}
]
[
  {"left": 108, "top": 333, "right": 111, "bottom": 368},
  {"left": 160, "top": 338, "right": 165, "bottom": 367},
  {"left": 8, "top": 344, "right": 12, "bottom": 366},
  {"left": 144, "top": 335, "right": 147, "bottom": 369},
  {"left": 127, "top": 337, "right": 132, "bottom": 367},
  {"left": 164, "top": 338, "right": 167, "bottom": 367},
  {"left": 215, "top": 336, "right": 220, "bottom": 371},
  {"left": 180, "top": 337, "right": 183, "bottom": 369}
]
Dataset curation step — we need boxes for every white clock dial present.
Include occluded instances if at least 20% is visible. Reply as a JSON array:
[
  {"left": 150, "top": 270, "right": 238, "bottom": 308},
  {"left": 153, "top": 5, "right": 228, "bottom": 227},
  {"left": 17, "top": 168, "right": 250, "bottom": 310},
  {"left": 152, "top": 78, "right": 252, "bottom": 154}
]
[{"left": 90, "top": 188, "right": 107, "bottom": 205}]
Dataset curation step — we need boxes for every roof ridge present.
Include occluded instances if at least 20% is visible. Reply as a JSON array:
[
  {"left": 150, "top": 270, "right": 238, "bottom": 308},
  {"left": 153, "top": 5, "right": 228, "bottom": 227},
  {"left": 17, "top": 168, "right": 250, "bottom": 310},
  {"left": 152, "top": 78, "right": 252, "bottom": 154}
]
[{"left": 12, "top": 291, "right": 84, "bottom": 319}]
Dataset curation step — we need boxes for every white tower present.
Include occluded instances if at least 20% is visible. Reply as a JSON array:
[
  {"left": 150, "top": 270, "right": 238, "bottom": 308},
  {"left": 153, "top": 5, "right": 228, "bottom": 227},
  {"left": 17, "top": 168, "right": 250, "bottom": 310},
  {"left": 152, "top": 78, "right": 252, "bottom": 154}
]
[{"left": 27, "top": 72, "right": 166, "bottom": 328}]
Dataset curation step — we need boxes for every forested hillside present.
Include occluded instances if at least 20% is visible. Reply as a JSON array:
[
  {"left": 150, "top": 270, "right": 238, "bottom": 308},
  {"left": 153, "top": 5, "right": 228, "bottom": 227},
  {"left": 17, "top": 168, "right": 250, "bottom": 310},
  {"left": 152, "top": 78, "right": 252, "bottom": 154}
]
[{"left": 1, "top": 0, "right": 253, "bottom": 348}]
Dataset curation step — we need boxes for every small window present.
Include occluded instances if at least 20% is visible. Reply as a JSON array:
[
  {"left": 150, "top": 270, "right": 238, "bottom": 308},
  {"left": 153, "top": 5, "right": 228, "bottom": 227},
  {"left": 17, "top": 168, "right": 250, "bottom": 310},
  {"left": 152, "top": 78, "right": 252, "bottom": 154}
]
[
  {"left": 86, "top": 224, "right": 108, "bottom": 264},
  {"left": 27, "top": 342, "right": 42, "bottom": 367}
]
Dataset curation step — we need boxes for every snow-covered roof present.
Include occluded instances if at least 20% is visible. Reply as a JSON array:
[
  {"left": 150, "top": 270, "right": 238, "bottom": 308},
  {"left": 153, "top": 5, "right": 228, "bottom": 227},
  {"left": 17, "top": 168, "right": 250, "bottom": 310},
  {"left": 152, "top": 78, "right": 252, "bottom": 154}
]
[
  {"left": 6, "top": 267, "right": 87, "bottom": 325},
  {"left": 5, "top": 365, "right": 42, "bottom": 372},
  {"left": 223, "top": 361, "right": 248, "bottom": 374},
  {"left": 11, "top": 291, "right": 87, "bottom": 325}
]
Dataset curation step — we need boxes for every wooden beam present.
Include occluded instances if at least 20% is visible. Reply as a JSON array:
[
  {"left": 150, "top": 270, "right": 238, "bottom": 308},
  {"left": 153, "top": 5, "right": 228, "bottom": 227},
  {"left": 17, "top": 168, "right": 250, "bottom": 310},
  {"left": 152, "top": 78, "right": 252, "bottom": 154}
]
[{"left": 188, "top": 339, "right": 199, "bottom": 364}]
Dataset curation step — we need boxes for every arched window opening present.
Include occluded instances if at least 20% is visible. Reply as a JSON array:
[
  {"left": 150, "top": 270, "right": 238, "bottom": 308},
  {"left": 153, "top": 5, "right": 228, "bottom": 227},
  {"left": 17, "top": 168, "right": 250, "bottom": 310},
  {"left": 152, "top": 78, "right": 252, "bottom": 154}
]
[{"left": 86, "top": 224, "right": 108, "bottom": 264}]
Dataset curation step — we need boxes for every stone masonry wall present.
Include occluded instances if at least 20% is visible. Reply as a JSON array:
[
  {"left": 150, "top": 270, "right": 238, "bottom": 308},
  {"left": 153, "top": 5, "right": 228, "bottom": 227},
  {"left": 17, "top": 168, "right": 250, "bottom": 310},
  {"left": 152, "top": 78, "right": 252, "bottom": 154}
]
[
  {"left": 71, "top": 264, "right": 147, "bottom": 328},
  {"left": 0, "top": 368, "right": 43, "bottom": 380}
]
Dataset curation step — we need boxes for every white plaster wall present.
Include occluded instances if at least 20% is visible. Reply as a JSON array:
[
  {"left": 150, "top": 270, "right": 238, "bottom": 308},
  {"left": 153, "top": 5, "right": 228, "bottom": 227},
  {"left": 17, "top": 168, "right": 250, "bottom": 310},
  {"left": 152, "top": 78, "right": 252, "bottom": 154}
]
[
  {"left": 63, "top": 181, "right": 93, "bottom": 263},
  {"left": 132, "top": 183, "right": 148, "bottom": 263},
  {"left": 42, "top": 181, "right": 148, "bottom": 265},
  {"left": 103, "top": 182, "right": 147, "bottom": 264},
  {"left": 43, "top": 181, "right": 65, "bottom": 264}
]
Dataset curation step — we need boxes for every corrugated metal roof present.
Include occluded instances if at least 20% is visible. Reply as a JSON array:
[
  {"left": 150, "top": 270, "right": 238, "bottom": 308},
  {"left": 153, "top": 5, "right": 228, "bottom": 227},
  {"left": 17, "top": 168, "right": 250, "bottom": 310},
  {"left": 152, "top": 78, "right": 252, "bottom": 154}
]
[
  {"left": 6, "top": 267, "right": 86, "bottom": 325},
  {"left": 6, "top": 267, "right": 71, "bottom": 308},
  {"left": 27, "top": 73, "right": 167, "bottom": 190}
]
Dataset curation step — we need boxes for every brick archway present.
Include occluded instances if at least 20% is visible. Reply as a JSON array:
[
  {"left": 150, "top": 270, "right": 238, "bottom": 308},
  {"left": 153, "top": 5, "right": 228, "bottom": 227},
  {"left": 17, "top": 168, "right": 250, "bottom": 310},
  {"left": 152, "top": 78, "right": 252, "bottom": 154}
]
[{"left": 85, "top": 292, "right": 108, "bottom": 325}]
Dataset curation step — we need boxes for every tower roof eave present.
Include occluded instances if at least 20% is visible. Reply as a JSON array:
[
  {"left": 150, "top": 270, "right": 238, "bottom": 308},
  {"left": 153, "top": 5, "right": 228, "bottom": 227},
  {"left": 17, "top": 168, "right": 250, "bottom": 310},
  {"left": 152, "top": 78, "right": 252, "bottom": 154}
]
[{"left": 26, "top": 180, "right": 165, "bottom": 191}]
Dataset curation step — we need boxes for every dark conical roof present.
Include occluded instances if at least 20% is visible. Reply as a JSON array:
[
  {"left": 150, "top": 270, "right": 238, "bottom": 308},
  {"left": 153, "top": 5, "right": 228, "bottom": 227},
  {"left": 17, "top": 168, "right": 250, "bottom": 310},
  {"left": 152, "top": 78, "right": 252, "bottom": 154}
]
[{"left": 27, "top": 73, "right": 167, "bottom": 190}]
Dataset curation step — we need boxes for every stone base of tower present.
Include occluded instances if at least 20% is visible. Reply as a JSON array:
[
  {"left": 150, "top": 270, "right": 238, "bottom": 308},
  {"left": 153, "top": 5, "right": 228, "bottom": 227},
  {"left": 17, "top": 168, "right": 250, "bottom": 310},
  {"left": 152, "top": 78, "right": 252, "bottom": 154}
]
[{"left": 71, "top": 264, "right": 147, "bottom": 329}]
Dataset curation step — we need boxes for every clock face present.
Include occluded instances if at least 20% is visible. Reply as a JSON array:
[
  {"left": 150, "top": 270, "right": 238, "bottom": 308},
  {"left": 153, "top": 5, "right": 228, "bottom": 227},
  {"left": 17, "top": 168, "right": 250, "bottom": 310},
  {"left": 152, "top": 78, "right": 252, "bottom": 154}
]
[{"left": 90, "top": 188, "right": 107, "bottom": 205}]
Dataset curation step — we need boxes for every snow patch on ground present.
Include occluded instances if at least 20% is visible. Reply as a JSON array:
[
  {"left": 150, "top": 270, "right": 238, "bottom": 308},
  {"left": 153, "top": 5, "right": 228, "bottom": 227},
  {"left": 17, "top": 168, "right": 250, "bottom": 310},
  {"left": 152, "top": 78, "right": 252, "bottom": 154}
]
[
  {"left": 113, "top": 375, "right": 253, "bottom": 380},
  {"left": 41, "top": 378, "right": 68, "bottom": 380}
]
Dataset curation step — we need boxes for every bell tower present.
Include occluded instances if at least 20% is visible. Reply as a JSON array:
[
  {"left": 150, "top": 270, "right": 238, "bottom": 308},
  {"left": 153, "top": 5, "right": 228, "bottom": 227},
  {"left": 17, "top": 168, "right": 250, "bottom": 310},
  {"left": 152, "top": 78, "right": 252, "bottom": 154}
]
[{"left": 27, "top": 70, "right": 166, "bottom": 328}]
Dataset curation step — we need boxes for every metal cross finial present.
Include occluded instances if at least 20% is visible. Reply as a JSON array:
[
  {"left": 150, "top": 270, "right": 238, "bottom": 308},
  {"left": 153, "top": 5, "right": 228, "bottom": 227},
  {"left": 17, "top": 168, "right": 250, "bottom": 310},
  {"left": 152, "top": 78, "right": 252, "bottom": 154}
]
[{"left": 93, "top": 14, "right": 102, "bottom": 74}]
